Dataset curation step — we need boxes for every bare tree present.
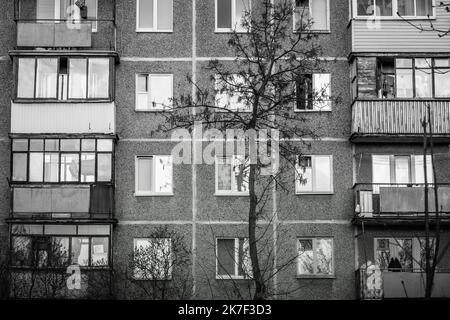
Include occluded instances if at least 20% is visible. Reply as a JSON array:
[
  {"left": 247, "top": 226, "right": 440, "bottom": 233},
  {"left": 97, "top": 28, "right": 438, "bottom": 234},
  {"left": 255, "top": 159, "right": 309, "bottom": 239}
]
[
  {"left": 397, "top": 2, "right": 450, "bottom": 37},
  {"left": 163, "top": 0, "right": 335, "bottom": 299}
]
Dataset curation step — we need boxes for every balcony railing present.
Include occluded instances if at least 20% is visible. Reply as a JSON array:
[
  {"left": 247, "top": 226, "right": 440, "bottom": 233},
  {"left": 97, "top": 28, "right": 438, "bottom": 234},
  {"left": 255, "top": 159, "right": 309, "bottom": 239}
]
[
  {"left": 354, "top": 183, "right": 450, "bottom": 219},
  {"left": 11, "top": 184, "right": 114, "bottom": 220},
  {"left": 352, "top": 100, "right": 450, "bottom": 140},
  {"left": 356, "top": 268, "right": 450, "bottom": 299}
]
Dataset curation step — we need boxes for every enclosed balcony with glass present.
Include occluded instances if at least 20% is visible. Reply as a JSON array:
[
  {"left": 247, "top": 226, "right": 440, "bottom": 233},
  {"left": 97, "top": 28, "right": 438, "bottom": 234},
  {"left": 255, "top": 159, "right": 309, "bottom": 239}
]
[{"left": 13, "top": 0, "right": 117, "bottom": 50}]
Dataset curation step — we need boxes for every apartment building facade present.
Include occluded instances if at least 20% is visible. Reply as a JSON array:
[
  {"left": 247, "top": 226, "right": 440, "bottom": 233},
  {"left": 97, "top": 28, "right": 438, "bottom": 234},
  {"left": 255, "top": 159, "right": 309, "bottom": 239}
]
[{"left": 0, "top": 0, "right": 448, "bottom": 300}]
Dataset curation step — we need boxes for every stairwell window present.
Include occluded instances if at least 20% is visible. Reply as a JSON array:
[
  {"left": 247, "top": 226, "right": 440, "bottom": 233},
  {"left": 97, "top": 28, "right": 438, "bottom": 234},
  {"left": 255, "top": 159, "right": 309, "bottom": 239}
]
[
  {"left": 216, "top": 0, "right": 251, "bottom": 32},
  {"left": 133, "top": 238, "right": 172, "bottom": 280},
  {"left": 136, "top": 0, "right": 173, "bottom": 32},
  {"left": 136, "top": 74, "right": 173, "bottom": 111},
  {"left": 215, "top": 156, "right": 249, "bottom": 196},
  {"left": 295, "top": 155, "right": 333, "bottom": 194},
  {"left": 216, "top": 238, "right": 252, "bottom": 279},
  {"left": 135, "top": 155, "right": 173, "bottom": 196},
  {"left": 295, "top": 73, "right": 331, "bottom": 111},
  {"left": 297, "top": 238, "right": 334, "bottom": 277},
  {"left": 294, "top": 0, "right": 330, "bottom": 32}
]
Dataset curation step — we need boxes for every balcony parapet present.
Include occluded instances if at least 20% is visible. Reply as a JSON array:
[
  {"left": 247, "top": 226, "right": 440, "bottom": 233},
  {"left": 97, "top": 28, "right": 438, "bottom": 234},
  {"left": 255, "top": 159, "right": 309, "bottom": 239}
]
[
  {"left": 353, "top": 183, "right": 450, "bottom": 225},
  {"left": 351, "top": 100, "right": 450, "bottom": 142}
]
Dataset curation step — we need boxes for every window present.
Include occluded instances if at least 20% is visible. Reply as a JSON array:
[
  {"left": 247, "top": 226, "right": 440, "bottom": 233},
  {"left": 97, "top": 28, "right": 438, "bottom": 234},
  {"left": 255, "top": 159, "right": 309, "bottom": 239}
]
[
  {"left": 11, "top": 138, "right": 113, "bottom": 183},
  {"left": 17, "top": 57, "right": 111, "bottom": 100},
  {"left": 36, "top": 0, "right": 98, "bottom": 31},
  {"left": 136, "top": 0, "right": 173, "bottom": 32},
  {"left": 135, "top": 156, "right": 173, "bottom": 196},
  {"left": 215, "top": 74, "right": 251, "bottom": 111},
  {"left": 216, "top": 0, "right": 251, "bottom": 32},
  {"left": 294, "top": 0, "right": 330, "bottom": 32},
  {"left": 297, "top": 238, "right": 334, "bottom": 276},
  {"left": 136, "top": 74, "right": 173, "bottom": 111},
  {"left": 215, "top": 156, "right": 249, "bottom": 195},
  {"left": 372, "top": 154, "right": 433, "bottom": 193},
  {"left": 133, "top": 238, "right": 172, "bottom": 280},
  {"left": 375, "top": 237, "right": 435, "bottom": 271},
  {"left": 356, "top": 0, "right": 393, "bottom": 16},
  {"left": 295, "top": 155, "right": 333, "bottom": 194},
  {"left": 11, "top": 223, "right": 110, "bottom": 268},
  {"left": 216, "top": 238, "right": 252, "bottom": 279},
  {"left": 397, "top": 0, "right": 433, "bottom": 17},
  {"left": 295, "top": 73, "right": 331, "bottom": 111}
]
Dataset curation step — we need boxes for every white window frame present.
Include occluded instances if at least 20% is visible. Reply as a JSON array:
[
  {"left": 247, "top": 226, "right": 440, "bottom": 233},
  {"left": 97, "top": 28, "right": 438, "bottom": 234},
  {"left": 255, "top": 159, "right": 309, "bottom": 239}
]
[
  {"left": 216, "top": 237, "right": 252, "bottom": 280},
  {"left": 133, "top": 238, "right": 173, "bottom": 280},
  {"left": 297, "top": 237, "right": 335, "bottom": 277},
  {"left": 293, "top": 0, "right": 331, "bottom": 33},
  {"left": 215, "top": 0, "right": 252, "bottom": 33},
  {"left": 294, "top": 73, "right": 332, "bottom": 112},
  {"left": 295, "top": 155, "right": 334, "bottom": 194},
  {"left": 135, "top": 73, "right": 173, "bottom": 111},
  {"left": 215, "top": 155, "right": 250, "bottom": 196},
  {"left": 352, "top": 0, "right": 436, "bottom": 20},
  {"left": 135, "top": 155, "right": 174, "bottom": 196},
  {"left": 136, "top": 0, "right": 174, "bottom": 32}
]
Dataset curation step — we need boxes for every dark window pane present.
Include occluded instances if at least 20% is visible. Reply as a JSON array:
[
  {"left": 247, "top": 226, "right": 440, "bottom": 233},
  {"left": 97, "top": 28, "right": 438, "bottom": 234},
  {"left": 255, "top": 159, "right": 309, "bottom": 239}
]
[
  {"left": 13, "top": 153, "right": 27, "bottom": 181},
  {"left": 217, "top": 0, "right": 232, "bottom": 28},
  {"left": 12, "top": 236, "right": 32, "bottom": 267},
  {"left": 217, "top": 239, "right": 235, "bottom": 276},
  {"left": 60, "top": 139, "right": 80, "bottom": 151},
  {"left": 378, "top": 0, "right": 392, "bottom": 16},
  {"left": 357, "top": 0, "right": 374, "bottom": 15},
  {"left": 416, "top": 0, "right": 432, "bottom": 16},
  {"left": 97, "top": 153, "right": 112, "bottom": 182},
  {"left": 51, "top": 237, "right": 70, "bottom": 267}
]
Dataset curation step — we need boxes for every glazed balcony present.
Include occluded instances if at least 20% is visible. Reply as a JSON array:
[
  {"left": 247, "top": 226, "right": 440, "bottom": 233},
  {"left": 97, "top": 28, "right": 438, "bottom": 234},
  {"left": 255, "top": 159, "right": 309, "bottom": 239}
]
[
  {"left": 351, "top": 100, "right": 450, "bottom": 142},
  {"left": 356, "top": 268, "right": 450, "bottom": 299},
  {"left": 13, "top": 0, "right": 117, "bottom": 51},
  {"left": 353, "top": 183, "right": 450, "bottom": 225},
  {"left": 10, "top": 184, "right": 114, "bottom": 221}
]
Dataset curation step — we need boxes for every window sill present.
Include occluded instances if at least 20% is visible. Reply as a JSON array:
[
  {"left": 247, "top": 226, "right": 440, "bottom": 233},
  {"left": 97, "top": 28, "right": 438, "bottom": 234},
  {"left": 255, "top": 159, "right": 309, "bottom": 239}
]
[
  {"left": 135, "top": 108, "right": 172, "bottom": 113},
  {"left": 294, "top": 109, "right": 332, "bottom": 113},
  {"left": 215, "top": 192, "right": 250, "bottom": 197},
  {"left": 135, "top": 29, "right": 173, "bottom": 33},
  {"left": 295, "top": 191, "right": 334, "bottom": 195},
  {"left": 214, "top": 29, "right": 249, "bottom": 34},
  {"left": 134, "top": 193, "right": 174, "bottom": 197},
  {"left": 294, "top": 30, "right": 331, "bottom": 34},
  {"left": 216, "top": 275, "right": 252, "bottom": 280},
  {"left": 353, "top": 16, "right": 436, "bottom": 21},
  {"left": 296, "top": 275, "right": 336, "bottom": 279}
]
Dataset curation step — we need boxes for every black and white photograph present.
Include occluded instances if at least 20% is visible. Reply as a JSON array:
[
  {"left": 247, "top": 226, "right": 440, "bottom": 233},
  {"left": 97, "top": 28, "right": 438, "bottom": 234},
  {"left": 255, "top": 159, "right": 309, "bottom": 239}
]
[{"left": 0, "top": 0, "right": 449, "bottom": 315}]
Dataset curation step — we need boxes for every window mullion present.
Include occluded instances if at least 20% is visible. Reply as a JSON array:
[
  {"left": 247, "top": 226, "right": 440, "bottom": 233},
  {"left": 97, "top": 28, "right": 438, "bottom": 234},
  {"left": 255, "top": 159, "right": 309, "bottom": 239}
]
[
  {"left": 235, "top": 238, "right": 239, "bottom": 277},
  {"left": 148, "top": 74, "right": 152, "bottom": 109},
  {"left": 312, "top": 239, "right": 317, "bottom": 275}
]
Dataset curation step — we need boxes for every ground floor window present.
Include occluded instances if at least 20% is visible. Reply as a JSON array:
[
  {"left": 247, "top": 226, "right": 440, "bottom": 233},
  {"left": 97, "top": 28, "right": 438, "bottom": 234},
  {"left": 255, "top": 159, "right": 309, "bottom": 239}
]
[{"left": 297, "top": 238, "right": 334, "bottom": 276}]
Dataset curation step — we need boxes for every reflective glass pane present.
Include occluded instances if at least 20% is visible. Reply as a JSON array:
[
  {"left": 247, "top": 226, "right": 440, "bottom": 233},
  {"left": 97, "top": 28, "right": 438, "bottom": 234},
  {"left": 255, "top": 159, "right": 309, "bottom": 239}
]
[
  {"left": 17, "top": 59, "right": 36, "bottom": 98},
  {"left": 91, "top": 237, "right": 109, "bottom": 266},
  {"left": 154, "top": 156, "right": 172, "bottom": 192},
  {"left": 60, "top": 153, "right": 79, "bottom": 182},
  {"left": 217, "top": 160, "right": 232, "bottom": 191},
  {"left": 29, "top": 153, "right": 44, "bottom": 182},
  {"left": 36, "top": 58, "right": 57, "bottom": 98},
  {"left": 311, "top": 0, "right": 328, "bottom": 29},
  {"left": 357, "top": 0, "right": 374, "bottom": 15},
  {"left": 71, "top": 237, "right": 90, "bottom": 266},
  {"left": 45, "top": 139, "right": 59, "bottom": 151},
  {"left": 397, "top": 0, "right": 415, "bottom": 15},
  {"left": 13, "top": 153, "right": 27, "bottom": 181},
  {"left": 434, "top": 69, "right": 450, "bottom": 97},
  {"left": 69, "top": 59, "right": 87, "bottom": 99},
  {"left": 298, "top": 239, "right": 314, "bottom": 274},
  {"left": 315, "top": 239, "right": 333, "bottom": 275},
  {"left": 88, "top": 58, "right": 109, "bottom": 99},
  {"left": 416, "top": 0, "right": 433, "bottom": 16}
]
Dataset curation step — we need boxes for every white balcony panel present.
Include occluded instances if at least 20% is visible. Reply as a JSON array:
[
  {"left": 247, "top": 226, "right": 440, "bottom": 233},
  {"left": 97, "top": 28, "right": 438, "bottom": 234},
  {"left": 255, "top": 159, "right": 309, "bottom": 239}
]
[
  {"left": 11, "top": 102, "right": 115, "bottom": 134},
  {"left": 351, "top": 7, "right": 450, "bottom": 52}
]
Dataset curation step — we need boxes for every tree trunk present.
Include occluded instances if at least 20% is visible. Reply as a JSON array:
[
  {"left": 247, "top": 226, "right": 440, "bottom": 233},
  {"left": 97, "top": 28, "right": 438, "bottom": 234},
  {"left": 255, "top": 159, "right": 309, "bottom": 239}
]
[
  {"left": 248, "top": 163, "right": 267, "bottom": 300},
  {"left": 422, "top": 118, "right": 432, "bottom": 299}
]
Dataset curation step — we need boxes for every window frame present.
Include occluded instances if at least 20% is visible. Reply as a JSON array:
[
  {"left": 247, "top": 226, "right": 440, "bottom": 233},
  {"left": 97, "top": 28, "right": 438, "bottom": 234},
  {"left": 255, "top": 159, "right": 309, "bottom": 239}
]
[
  {"left": 293, "top": 0, "right": 331, "bottom": 33},
  {"left": 132, "top": 237, "right": 173, "bottom": 280},
  {"left": 295, "top": 155, "right": 334, "bottom": 194},
  {"left": 10, "top": 138, "right": 114, "bottom": 184},
  {"left": 294, "top": 73, "right": 332, "bottom": 112},
  {"left": 136, "top": 0, "right": 174, "bottom": 33},
  {"left": 10, "top": 223, "right": 111, "bottom": 269},
  {"left": 216, "top": 237, "right": 252, "bottom": 280},
  {"left": 135, "top": 73, "right": 174, "bottom": 111},
  {"left": 215, "top": 155, "right": 250, "bottom": 196},
  {"left": 135, "top": 155, "right": 174, "bottom": 197},
  {"left": 296, "top": 237, "right": 335, "bottom": 278},
  {"left": 352, "top": 0, "right": 436, "bottom": 19},
  {"left": 214, "top": 74, "right": 252, "bottom": 112},
  {"left": 15, "top": 56, "right": 113, "bottom": 102},
  {"left": 215, "top": 0, "right": 252, "bottom": 33}
]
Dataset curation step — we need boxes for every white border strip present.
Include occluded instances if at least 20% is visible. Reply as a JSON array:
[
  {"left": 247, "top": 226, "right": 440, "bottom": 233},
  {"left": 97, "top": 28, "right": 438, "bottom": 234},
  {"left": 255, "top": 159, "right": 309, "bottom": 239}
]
[
  {"left": 120, "top": 56, "right": 347, "bottom": 62},
  {"left": 117, "top": 219, "right": 351, "bottom": 225}
]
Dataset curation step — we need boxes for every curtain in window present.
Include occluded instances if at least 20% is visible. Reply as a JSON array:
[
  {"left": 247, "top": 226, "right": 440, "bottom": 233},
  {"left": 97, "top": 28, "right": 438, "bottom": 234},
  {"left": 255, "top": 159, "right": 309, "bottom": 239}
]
[
  {"left": 139, "top": 0, "right": 154, "bottom": 29},
  {"left": 36, "top": 59, "right": 57, "bottom": 98},
  {"left": 17, "top": 59, "right": 36, "bottom": 98},
  {"left": 137, "top": 157, "right": 152, "bottom": 193},
  {"left": 157, "top": 0, "right": 173, "bottom": 30},
  {"left": 88, "top": 58, "right": 109, "bottom": 99},
  {"left": 69, "top": 59, "right": 87, "bottom": 99},
  {"left": 311, "top": 0, "right": 328, "bottom": 30}
]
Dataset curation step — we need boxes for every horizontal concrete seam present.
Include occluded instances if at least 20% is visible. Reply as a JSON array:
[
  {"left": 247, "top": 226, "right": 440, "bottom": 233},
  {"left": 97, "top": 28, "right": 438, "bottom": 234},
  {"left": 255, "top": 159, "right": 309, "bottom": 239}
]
[
  {"left": 120, "top": 56, "right": 347, "bottom": 62},
  {"left": 117, "top": 220, "right": 351, "bottom": 225},
  {"left": 0, "top": 56, "right": 8, "bottom": 61},
  {"left": 120, "top": 137, "right": 349, "bottom": 142}
]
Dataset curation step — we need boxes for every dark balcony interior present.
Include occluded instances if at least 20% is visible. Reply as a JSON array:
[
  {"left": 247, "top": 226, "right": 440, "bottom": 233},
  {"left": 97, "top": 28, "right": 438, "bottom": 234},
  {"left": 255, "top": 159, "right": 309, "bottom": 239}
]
[
  {"left": 356, "top": 268, "right": 450, "bottom": 299},
  {"left": 13, "top": 0, "right": 116, "bottom": 51},
  {"left": 10, "top": 183, "right": 114, "bottom": 221},
  {"left": 353, "top": 183, "right": 450, "bottom": 225}
]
